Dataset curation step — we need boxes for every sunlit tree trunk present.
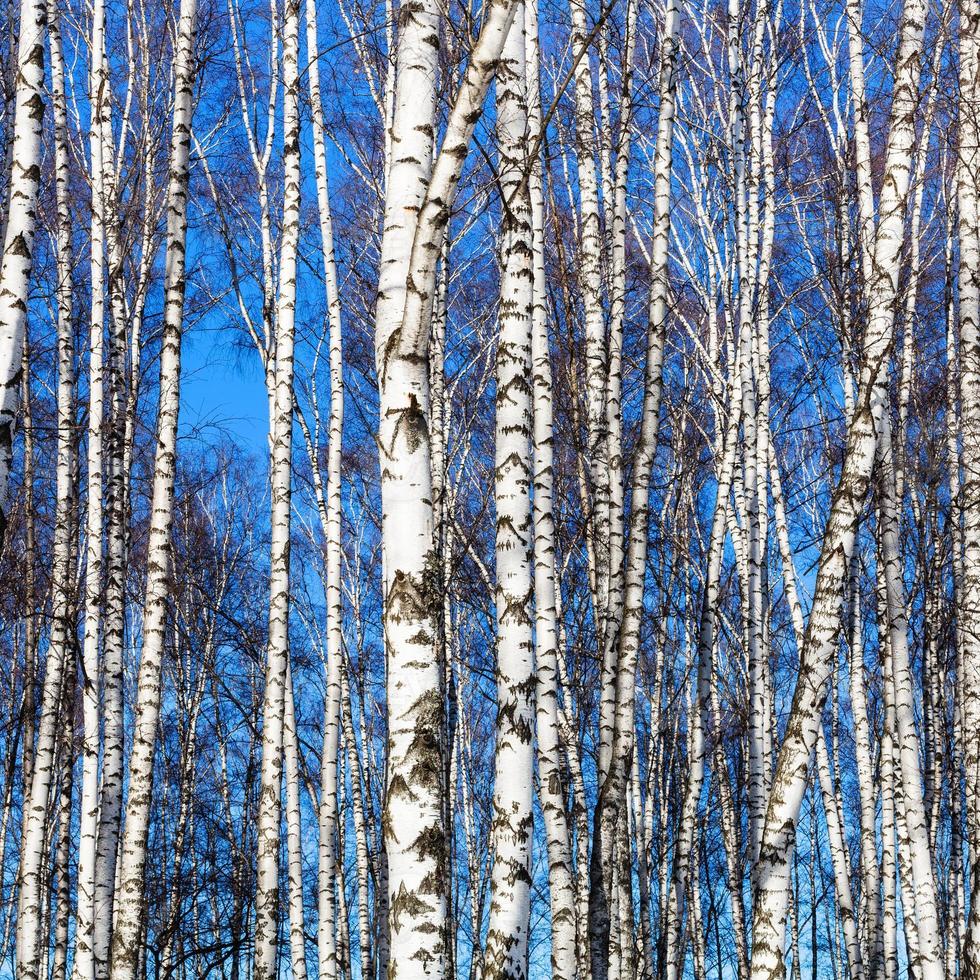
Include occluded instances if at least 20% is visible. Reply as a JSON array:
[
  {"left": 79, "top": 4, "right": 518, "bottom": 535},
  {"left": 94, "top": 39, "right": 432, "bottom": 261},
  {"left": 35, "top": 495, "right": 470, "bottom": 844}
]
[
  {"left": 957, "top": 0, "right": 980, "bottom": 969},
  {"left": 526, "top": 2, "right": 577, "bottom": 974},
  {"left": 485, "top": 10, "right": 535, "bottom": 979},
  {"left": 108, "top": 0, "right": 198, "bottom": 975},
  {"left": 14, "top": 2, "right": 70, "bottom": 968},
  {"left": 749, "top": 0, "right": 927, "bottom": 968},
  {"left": 253, "top": 0, "right": 301, "bottom": 973},
  {"left": 373, "top": 0, "right": 444, "bottom": 968},
  {"left": 74, "top": 2, "right": 111, "bottom": 969},
  {"left": 375, "top": 0, "right": 516, "bottom": 973},
  {"left": 304, "top": 0, "right": 345, "bottom": 968},
  {"left": 567, "top": 0, "right": 610, "bottom": 668},
  {"left": 340, "top": 670, "right": 373, "bottom": 980},
  {"left": 588, "top": 0, "right": 680, "bottom": 971},
  {"left": 874, "top": 422, "right": 945, "bottom": 980},
  {"left": 0, "top": 0, "right": 44, "bottom": 547},
  {"left": 283, "top": 666, "right": 308, "bottom": 980}
]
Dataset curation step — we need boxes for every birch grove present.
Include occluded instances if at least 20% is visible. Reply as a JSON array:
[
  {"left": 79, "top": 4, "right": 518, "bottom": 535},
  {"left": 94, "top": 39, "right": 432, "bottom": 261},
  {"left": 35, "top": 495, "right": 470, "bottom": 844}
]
[{"left": 3, "top": 0, "right": 980, "bottom": 977}]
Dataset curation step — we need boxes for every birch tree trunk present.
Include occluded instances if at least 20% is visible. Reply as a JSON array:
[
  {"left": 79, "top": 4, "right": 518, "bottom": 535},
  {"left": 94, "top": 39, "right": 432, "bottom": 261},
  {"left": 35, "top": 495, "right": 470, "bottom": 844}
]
[
  {"left": 874, "top": 423, "right": 945, "bottom": 980},
  {"left": 485, "top": 11, "right": 535, "bottom": 979},
  {"left": 51, "top": 715, "right": 74, "bottom": 980},
  {"left": 0, "top": 0, "right": 44, "bottom": 547},
  {"left": 108, "top": 0, "right": 198, "bottom": 976},
  {"left": 566, "top": 0, "right": 610, "bottom": 669},
  {"left": 376, "top": 0, "right": 516, "bottom": 973},
  {"left": 253, "top": 0, "right": 301, "bottom": 973},
  {"left": 304, "top": 0, "right": 345, "bottom": 968},
  {"left": 283, "top": 666, "right": 308, "bottom": 980},
  {"left": 75, "top": 3, "right": 111, "bottom": 968},
  {"left": 93, "top": 101, "right": 131, "bottom": 965},
  {"left": 956, "top": 0, "right": 980, "bottom": 968},
  {"left": 14, "top": 2, "right": 70, "bottom": 966},
  {"left": 373, "top": 0, "right": 445, "bottom": 969},
  {"left": 588, "top": 1, "right": 680, "bottom": 971},
  {"left": 340, "top": 671, "right": 374, "bottom": 980},
  {"left": 526, "top": 1, "right": 577, "bottom": 973},
  {"left": 749, "top": 0, "right": 927, "bottom": 968}
]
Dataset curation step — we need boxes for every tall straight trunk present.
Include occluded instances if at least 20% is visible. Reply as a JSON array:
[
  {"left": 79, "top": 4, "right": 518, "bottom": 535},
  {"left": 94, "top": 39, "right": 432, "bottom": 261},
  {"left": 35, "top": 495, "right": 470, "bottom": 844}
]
[
  {"left": 94, "top": 188, "right": 128, "bottom": 980},
  {"left": 844, "top": 0, "right": 875, "bottom": 286},
  {"left": 599, "top": 0, "right": 637, "bottom": 762},
  {"left": 74, "top": 2, "right": 111, "bottom": 969},
  {"left": 485, "top": 10, "right": 535, "bottom": 980},
  {"left": 880, "top": 662, "right": 899, "bottom": 980},
  {"left": 633, "top": 751, "right": 654, "bottom": 980},
  {"left": 20, "top": 341, "right": 36, "bottom": 804},
  {"left": 107, "top": 0, "right": 198, "bottom": 974},
  {"left": 839, "top": 1, "right": 887, "bottom": 973},
  {"left": 729, "top": 0, "right": 772, "bottom": 871},
  {"left": 526, "top": 2, "right": 577, "bottom": 975},
  {"left": 52, "top": 711, "right": 74, "bottom": 980},
  {"left": 253, "top": 0, "right": 301, "bottom": 974},
  {"left": 375, "top": 0, "right": 516, "bottom": 974},
  {"left": 946, "top": 182, "right": 968, "bottom": 980},
  {"left": 0, "top": 0, "right": 44, "bottom": 547},
  {"left": 874, "top": 423, "right": 945, "bottom": 980},
  {"left": 814, "top": 735, "right": 864, "bottom": 980},
  {"left": 340, "top": 671, "right": 373, "bottom": 980},
  {"left": 567, "top": 0, "right": 610, "bottom": 668},
  {"left": 304, "top": 0, "right": 345, "bottom": 968},
  {"left": 92, "top": 74, "right": 132, "bottom": 962},
  {"left": 429, "top": 232, "right": 455, "bottom": 980},
  {"left": 712, "top": 688, "right": 750, "bottom": 980},
  {"left": 587, "top": 0, "right": 680, "bottom": 972},
  {"left": 749, "top": 0, "right": 927, "bottom": 966},
  {"left": 844, "top": 554, "right": 880, "bottom": 978},
  {"left": 956, "top": 0, "right": 980, "bottom": 969},
  {"left": 374, "top": 0, "right": 444, "bottom": 970},
  {"left": 14, "top": 2, "right": 70, "bottom": 968},
  {"left": 283, "top": 667, "right": 308, "bottom": 980}
]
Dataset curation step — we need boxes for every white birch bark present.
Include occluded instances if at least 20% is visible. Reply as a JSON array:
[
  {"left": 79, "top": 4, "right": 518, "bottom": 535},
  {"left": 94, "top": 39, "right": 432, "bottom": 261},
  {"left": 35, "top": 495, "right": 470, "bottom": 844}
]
[
  {"left": 340, "top": 670, "right": 373, "bottom": 980},
  {"left": 376, "top": 0, "right": 516, "bottom": 973},
  {"left": 0, "top": 0, "right": 44, "bottom": 546},
  {"left": 599, "top": 0, "right": 637, "bottom": 768},
  {"left": 304, "top": 0, "right": 345, "bottom": 969},
  {"left": 107, "top": 0, "right": 197, "bottom": 975},
  {"left": 91, "top": 70, "right": 135, "bottom": 959},
  {"left": 956, "top": 0, "right": 980, "bottom": 967},
  {"left": 374, "top": 0, "right": 444, "bottom": 969},
  {"left": 526, "top": 1, "right": 577, "bottom": 973},
  {"left": 749, "top": 0, "right": 928, "bottom": 968},
  {"left": 283, "top": 666, "right": 308, "bottom": 980},
  {"left": 566, "top": 0, "right": 610, "bottom": 675},
  {"left": 588, "top": 1, "right": 680, "bottom": 970},
  {"left": 880, "top": 684, "right": 899, "bottom": 980},
  {"left": 843, "top": 555, "right": 880, "bottom": 977},
  {"left": 485, "top": 11, "right": 535, "bottom": 979},
  {"left": 874, "top": 423, "right": 945, "bottom": 980},
  {"left": 74, "top": 3, "right": 111, "bottom": 969},
  {"left": 51, "top": 720, "right": 74, "bottom": 980},
  {"left": 14, "top": 3, "right": 70, "bottom": 966},
  {"left": 814, "top": 735, "right": 864, "bottom": 980},
  {"left": 253, "top": 0, "right": 301, "bottom": 973}
]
